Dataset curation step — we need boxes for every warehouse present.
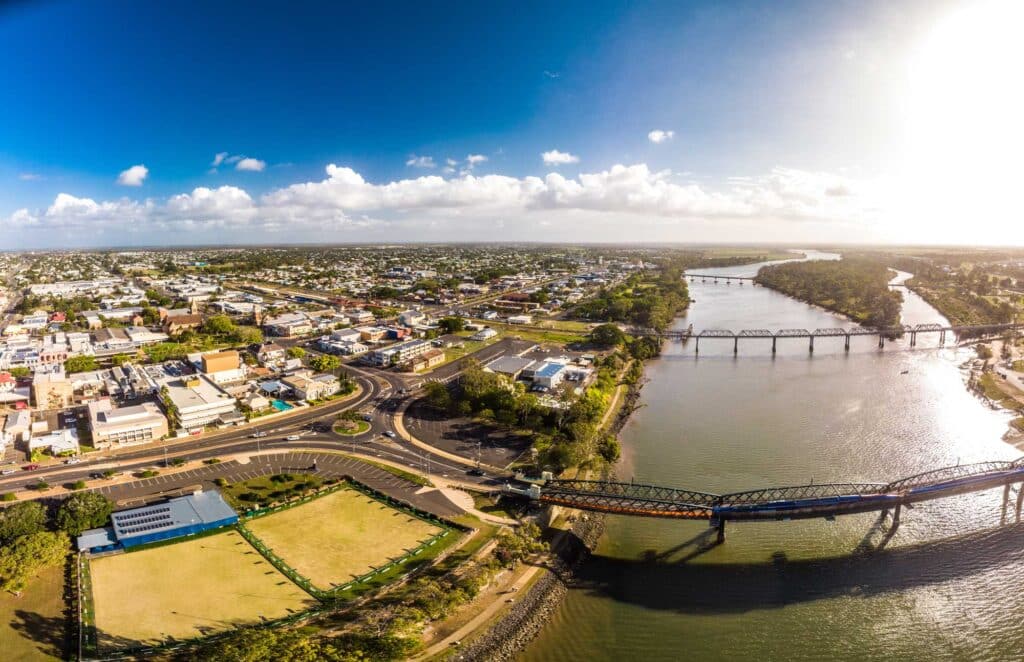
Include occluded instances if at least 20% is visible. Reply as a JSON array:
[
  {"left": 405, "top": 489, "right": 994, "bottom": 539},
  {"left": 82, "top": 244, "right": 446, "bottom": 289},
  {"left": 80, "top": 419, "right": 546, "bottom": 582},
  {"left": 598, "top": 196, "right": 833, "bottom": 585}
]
[{"left": 76, "top": 491, "right": 238, "bottom": 552}]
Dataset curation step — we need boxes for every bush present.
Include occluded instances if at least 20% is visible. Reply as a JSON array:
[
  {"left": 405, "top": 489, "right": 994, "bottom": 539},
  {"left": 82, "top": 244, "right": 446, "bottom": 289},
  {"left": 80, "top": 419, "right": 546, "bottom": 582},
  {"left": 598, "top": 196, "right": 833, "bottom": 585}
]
[
  {"left": 29, "top": 481, "right": 50, "bottom": 491},
  {"left": 137, "top": 470, "right": 159, "bottom": 478},
  {"left": 0, "top": 493, "right": 16, "bottom": 502},
  {"left": 203, "top": 457, "right": 222, "bottom": 464},
  {"left": 214, "top": 478, "right": 229, "bottom": 487},
  {"left": 69, "top": 480, "right": 87, "bottom": 490}
]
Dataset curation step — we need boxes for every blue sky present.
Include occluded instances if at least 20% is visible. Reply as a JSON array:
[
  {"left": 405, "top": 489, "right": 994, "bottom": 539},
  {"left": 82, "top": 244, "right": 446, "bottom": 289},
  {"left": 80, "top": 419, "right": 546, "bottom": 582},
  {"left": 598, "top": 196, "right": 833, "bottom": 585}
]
[{"left": 5, "top": 0, "right": 1019, "bottom": 248}]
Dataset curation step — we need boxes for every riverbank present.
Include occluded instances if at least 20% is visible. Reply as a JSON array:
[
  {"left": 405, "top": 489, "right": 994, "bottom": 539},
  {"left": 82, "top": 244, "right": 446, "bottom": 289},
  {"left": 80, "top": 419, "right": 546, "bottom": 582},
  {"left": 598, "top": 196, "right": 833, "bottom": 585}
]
[
  {"left": 965, "top": 339, "right": 1024, "bottom": 447},
  {"left": 445, "top": 372, "right": 646, "bottom": 659}
]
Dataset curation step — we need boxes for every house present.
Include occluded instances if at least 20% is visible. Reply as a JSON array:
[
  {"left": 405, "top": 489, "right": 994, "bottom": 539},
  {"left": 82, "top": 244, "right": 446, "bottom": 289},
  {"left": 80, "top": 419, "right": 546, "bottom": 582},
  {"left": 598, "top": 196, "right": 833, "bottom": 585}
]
[
  {"left": 3, "top": 410, "right": 31, "bottom": 445},
  {"left": 241, "top": 392, "right": 271, "bottom": 411},
  {"left": 358, "top": 326, "right": 388, "bottom": 343},
  {"left": 481, "top": 310, "right": 499, "bottom": 320},
  {"left": 88, "top": 398, "right": 169, "bottom": 449},
  {"left": 29, "top": 428, "right": 79, "bottom": 455},
  {"left": 282, "top": 373, "right": 340, "bottom": 401},
  {"left": 256, "top": 343, "right": 286, "bottom": 365},
  {"left": 163, "top": 314, "right": 203, "bottom": 336},
  {"left": 346, "top": 309, "right": 375, "bottom": 325},
  {"left": 508, "top": 314, "right": 533, "bottom": 325}
]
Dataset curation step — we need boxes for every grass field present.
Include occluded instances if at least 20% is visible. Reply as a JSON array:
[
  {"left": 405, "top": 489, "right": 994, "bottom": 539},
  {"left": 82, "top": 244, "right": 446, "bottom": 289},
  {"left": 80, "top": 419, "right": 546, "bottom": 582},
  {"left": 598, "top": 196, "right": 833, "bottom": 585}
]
[
  {"left": 90, "top": 530, "right": 315, "bottom": 648},
  {"left": 0, "top": 564, "right": 65, "bottom": 661},
  {"left": 246, "top": 488, "right": 442, "bottom": 589}
]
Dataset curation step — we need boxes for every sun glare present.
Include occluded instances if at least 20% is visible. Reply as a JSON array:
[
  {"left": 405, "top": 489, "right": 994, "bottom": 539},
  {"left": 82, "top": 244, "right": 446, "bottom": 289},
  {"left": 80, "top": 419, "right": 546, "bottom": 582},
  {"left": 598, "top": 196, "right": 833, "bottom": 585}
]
[{"left": 895, "top": 0, "right": 1024, "bottom": 242}]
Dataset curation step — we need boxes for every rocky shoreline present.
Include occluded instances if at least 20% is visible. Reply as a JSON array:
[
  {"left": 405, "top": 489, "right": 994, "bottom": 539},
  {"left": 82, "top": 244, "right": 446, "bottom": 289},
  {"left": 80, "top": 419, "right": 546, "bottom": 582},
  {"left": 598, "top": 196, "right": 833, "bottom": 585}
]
[{"left": 453, "top": 378, "right": 644, "bottom": 661}]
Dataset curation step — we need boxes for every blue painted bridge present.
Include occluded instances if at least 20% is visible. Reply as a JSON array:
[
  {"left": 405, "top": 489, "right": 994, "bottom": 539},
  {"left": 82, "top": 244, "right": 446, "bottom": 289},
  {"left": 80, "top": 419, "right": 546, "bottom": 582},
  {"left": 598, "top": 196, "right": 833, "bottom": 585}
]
[{"left": 507, "top": 458, "right": 1024, "bottom": 541}]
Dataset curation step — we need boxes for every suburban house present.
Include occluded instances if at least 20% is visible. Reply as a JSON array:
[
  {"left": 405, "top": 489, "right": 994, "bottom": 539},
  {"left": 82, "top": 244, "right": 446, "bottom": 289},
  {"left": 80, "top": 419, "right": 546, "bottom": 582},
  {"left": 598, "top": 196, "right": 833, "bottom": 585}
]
[{"left": 281, "top": 372, "right": 341, "bottom": 401}]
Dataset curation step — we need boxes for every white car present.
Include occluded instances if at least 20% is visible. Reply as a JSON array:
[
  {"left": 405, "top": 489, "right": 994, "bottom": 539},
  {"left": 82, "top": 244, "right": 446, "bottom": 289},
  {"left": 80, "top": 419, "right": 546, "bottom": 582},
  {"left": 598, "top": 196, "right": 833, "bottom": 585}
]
[
  {"left": 285, "top": 435, "right": 301, "bottom": 441},
  {"left": 64, "top": 458, "right": 81, "bottom": 465},
  {"left": 383, "top": 431, "right": 396, "bottom": 438}
]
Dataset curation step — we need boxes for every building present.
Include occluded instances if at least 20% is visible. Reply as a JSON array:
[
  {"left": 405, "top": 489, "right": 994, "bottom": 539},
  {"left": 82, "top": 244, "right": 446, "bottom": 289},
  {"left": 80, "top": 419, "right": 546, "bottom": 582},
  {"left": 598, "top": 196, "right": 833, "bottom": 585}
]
[
  {"left": 471, "top": 328, "right": 498, "bottom": 341},
  {"left": 160, "top": 375, "right": 241, "bottom": 432},
  {"left": 532, "top": 361, "right": 567, "bottom": 389},
  {"left": 31, "top": 369, "right": 74, "bottom": 409},
  {"left": 399, "top": 309, "right": 426, "bottom": 327},
  {"left": 281, "top": 372, "right": 340, "bottom": 401},
  {"left": 28, "top": 428, "right": 79, "bottom": 455},
  {"left": 368, "top": 338, "right": 432, "bottom": 366},
  {"left": 508, "top": 314, "right": 533, "bottom": 325},
  {"left": 76, "top": 491, "right": 238, "bottom": 553},
  {"left": 407, "top": 348, "right": 445, "bottom": 372},
  {"left": 88, "top": 398, "right": 169, "bottom": 449},
  {"left": 162, "top": 313, "right": 203, "bottom": 336},
  {"left": 263, "top": 312, "right": 313, "bottom": 337},
  {"left": 257, "top": 343, "right": 286, "bottom": 365},
  {"left": 485, "top": 355, "right": 536, "bottom": 380},
  {"left": 199, "top": 350, "right": 246, "bottom": 384}
]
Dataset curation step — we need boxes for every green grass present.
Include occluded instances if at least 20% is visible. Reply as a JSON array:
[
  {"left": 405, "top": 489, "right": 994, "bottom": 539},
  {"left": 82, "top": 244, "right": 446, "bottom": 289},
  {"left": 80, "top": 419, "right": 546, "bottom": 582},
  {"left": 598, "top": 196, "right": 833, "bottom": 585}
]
[
  {"left": 471, "top": 492, "right": 519, "bottom": 520},
  {"left": 978, "top": 372, "right": 1024, "bottom": 411},
  {"left": 1012, "top": 360, "right": 1024, "bottom": 373},
  {"left": 221, "top": 473, "right": 323, "bottom": 510},
  {"left": 483, "top": 322, "right": 587, "bottom": 345},
  {"left": 245, "top": 488, "right": 443, "bottom": 591},
  {"left": 0, "top": 563, "right": 65, "bottom": 661},
  {"left": 90, "top": 530, "right": 315, "bottom": 650},
  {"left": 333, "top": 419, "right": 370, "bottom": 436}
]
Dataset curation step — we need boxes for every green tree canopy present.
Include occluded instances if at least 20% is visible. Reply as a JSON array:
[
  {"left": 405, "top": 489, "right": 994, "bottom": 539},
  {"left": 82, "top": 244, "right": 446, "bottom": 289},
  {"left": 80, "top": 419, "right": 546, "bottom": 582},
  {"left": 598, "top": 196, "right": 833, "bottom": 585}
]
[
  {"left": 589, "top": 323, "right": 627, "bottom": 347},
  {"left": 0, "top": 501, "right": 48, "bottom": 546},
  {"left": 0, "top": 531, "right": 68, "bottom": 595},
  {"left": 438, "top": 316, "right": 464, "bottom": 334},
  {"left": 64, "top": 355, "right": 98, "bottom": 374},
  {"left": 310, "top": 354, "right": 341, "bottom": 373},
  {"left": 56, "top": 492, "right": 114, "bottom": 536},
  {"left": 287, "top": 346, "right": 306, "bottom": 359}
]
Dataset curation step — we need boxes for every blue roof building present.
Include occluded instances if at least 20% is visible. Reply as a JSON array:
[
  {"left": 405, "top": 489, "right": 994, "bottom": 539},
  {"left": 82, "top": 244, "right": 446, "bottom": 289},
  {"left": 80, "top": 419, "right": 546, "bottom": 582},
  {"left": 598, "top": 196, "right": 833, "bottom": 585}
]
[{"left": 77, "top": 490, "right": 238, "bottom": 552}]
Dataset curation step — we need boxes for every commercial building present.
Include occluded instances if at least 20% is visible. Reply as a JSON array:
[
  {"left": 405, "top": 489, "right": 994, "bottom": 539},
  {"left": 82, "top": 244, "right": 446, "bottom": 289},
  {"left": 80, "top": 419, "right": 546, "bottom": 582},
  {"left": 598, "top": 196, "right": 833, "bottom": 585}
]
[
  {"left": 263, "top": 312, "right": 313, "bottom": 337},
  {"left": 76, "top": 491, "right": 238, "bottom": 553},
  {"left": 407, "top": 348, "right": 445, "bottom": 372},
  {"left": 368, "top": 338, "right": 432, "bottom": 366},
  {"left": 31, "top": 369, "right": 74, "bottom": 409},
  {"left": 88, "top": 398, "right": 169, "bottom": 449},
  {"left": 160, "top": 375, "right": 240, "bottom": 432},
  {"left": 197, "top": 350, "right": 246, "bottom": 384},
  {"left": 281, "top": 372, "right": 341, "bottom": 401},
  {"left": 485, "top": 355, "right": 536, "bottom": 380}
]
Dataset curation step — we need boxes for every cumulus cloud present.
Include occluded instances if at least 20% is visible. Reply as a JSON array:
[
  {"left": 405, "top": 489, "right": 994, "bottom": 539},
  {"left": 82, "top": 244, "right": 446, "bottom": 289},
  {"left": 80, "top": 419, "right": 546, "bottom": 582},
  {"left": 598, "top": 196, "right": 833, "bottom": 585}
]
[
  {"left": 405, "top": 155, "right": 436, "bottom": 169},
  {"left": 647, "top": 130, "right": 675, "bottom": 144},
  {"left": 235, "top": 157, "right": 266, "bottom": 172},
  {"left": 116, "top": 164, "right": 148, "bottom": 186},
  {"left": 542, "top": 149, "right": 580, "bottom": 166},
  {"left": 3, "top": 162, "right": 875, "bottom": 244},
  {"left": 466, "top": 154, "right": 488, "bottom": 166}
]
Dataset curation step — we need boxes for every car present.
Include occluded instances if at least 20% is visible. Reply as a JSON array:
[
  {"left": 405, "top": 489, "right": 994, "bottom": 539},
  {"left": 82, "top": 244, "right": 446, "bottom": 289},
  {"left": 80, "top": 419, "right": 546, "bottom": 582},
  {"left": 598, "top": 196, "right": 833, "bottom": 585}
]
[
  {"left": 285, "top": 434, "right": 301, "bottom": 441},
  {"left": 22, "top": 464, "right": 40, "bottom": 471},
  {"left": 64, "top": 458, "right": 81, "bottom": 465},
  {"left": 466, "top": 467, "right": 485, "bottom": 477},
  {"left": 383, "top": 430, "right": 396, "bottom": 438},
  {"left": 362, "top": 413, "right": 374, "bottom": 421},
  {"left": 1, "top": 469, "right": 16, "bottom": 476},
  {"left": 250, "top": 431, "right": 268, "bottom": 438}
]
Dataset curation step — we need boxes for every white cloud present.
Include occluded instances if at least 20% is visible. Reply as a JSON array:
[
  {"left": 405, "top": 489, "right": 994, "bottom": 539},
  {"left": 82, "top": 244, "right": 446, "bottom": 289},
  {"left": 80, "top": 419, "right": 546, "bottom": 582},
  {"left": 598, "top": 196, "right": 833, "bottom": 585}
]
[
  {"left": 18, "top": 173, "right": 42, "bottom": 181},
  {"left": 647, "top": 130, "right": 675, "bottom": 144},
  {"left": 211, "top": 152, "right": 229, "bottom": 167},
  {"left": 235, "top": 158, "right": 266, "bottom": 172},
  {"left": 116, "top": 164, "right": 148, "bottom": 186},
  {"left": 3, "top": 162, "right": 876, "bottom": 245},
  {"left": 541, "top": 149, "right": 580, "bottom": 166},
  {"left": 405, "top": 155, "right": 436, "bottom": 169}
]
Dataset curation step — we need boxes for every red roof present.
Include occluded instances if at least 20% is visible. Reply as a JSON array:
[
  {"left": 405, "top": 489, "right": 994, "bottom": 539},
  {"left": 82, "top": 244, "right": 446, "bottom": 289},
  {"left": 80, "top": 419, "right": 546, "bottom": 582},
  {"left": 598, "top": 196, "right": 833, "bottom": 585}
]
[{"left": 0, "top": 372, "right": 15, "bottom": 384}]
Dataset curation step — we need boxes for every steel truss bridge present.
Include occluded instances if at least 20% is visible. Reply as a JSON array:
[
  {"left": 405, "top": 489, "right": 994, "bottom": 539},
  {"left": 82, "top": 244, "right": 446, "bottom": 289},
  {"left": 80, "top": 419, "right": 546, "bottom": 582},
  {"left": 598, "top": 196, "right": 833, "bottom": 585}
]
[
  {"left": 518, "top": 458, "right": 1024, "bottom": 541},
  {"left": 639, "top": 322, "right": 1022, "bottom": 354}
]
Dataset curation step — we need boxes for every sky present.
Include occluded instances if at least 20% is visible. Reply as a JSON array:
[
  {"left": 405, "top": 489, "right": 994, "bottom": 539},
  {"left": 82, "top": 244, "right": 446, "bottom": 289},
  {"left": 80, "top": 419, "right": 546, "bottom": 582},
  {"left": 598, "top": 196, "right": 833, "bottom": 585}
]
[{"left": 1, "top": 0, "right": 1021, "bottom": 249}]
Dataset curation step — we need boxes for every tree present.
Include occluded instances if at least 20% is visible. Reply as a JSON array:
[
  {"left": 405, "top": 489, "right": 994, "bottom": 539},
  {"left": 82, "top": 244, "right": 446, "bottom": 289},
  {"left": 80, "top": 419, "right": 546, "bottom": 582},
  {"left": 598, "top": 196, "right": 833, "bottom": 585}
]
[
  {"left": 423, "top": 381, "right": 452, "bottom": 411},
  {"left": 438, "top": 316, "right": 464, "bottom": 334},
  {"left": 287, "top": 346, "right": 306, "bottom": 359},
  {"left": 8, "top": 366, "right": 31, "bottom": 379},
  {"left": 494, "top": 522, "right": 547, "bottom": 569},
  {"left": 233, "top": 326, "right": 264, "bottom": 345},
  {"left": 56, "top": 492, "right": 114, "bottom": 536},
  {"left": 590, "top": 323, "right": 627, "bottom": 348},
  {"left": 64, "top": 355, "right": 98, "bottom": 373},
  {"left": 111, "top": 353, "right": 134, "bottom": 366},
  {"left": 203, "top": 314, "right": 236, "bottom": 337},
  {"left": 0, "top": 531, "right": 68, "bottom": 595},
  {"left": 0, "top": 501, "right": 47, "bottom": 546},
  {"left": 309, "top": 354, "right": 341, "bottom": 373}
]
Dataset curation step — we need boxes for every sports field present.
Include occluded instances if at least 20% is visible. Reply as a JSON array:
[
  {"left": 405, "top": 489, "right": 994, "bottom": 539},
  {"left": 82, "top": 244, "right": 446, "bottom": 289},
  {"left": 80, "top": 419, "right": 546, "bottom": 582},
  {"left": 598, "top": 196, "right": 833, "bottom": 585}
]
[
  {"left": 0, "top": 564, "right": 65, "bottom": 661},
  {"left": 90, "top": 530, "right": 315, "bottom": 648},
  {"left": 246, "top": 488, "right": 443, "bottom": 589}
]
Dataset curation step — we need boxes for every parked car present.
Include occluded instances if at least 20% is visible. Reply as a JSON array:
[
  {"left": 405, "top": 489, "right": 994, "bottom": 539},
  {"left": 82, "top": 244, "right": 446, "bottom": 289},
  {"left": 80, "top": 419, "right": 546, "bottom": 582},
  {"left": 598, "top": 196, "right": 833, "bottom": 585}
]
[
  {"left": 466, "top": 467, "right": 485, "bottom": 477},
  {"left": 1, "top": 469, "right": 17, "bottom": 476},
  {"left": 22, "top": 464, "right": 40, "bottom": 471}
]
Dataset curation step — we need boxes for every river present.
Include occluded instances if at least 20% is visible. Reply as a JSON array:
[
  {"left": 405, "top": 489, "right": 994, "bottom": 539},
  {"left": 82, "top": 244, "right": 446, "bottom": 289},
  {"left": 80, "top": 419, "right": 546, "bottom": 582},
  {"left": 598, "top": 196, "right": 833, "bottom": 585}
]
[{"left": 522, "top": 251, "right": 1023, "bottom": 661}]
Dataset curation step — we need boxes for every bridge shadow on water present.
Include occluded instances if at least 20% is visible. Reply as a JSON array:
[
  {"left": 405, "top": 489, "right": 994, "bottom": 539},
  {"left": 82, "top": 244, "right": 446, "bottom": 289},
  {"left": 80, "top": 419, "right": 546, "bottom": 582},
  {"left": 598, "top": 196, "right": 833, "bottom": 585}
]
[{"left": 568, "top": 522, "right": 1024, "bottom": 615}]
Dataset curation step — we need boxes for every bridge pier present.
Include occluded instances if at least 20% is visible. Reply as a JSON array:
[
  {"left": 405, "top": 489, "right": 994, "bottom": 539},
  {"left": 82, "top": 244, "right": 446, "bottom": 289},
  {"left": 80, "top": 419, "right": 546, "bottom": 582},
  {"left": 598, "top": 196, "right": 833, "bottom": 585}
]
[
  {"left": 940, "top": 330, "right": 946, "bottom": 346},
  {"left": 771, "top": 336, "right": 777, "bottom": 354},
  {"left": 1003, "top": 484, "right": 1012, "bottom": 525},
  {"left": 733, "top": 336, "right": 738, "bottom": 355},
  {"left": 1011, "top": 481, "right": 1019, "bottom": 524},
  {"left": 891, "top": 503, "right": 901, "bottom": 531},
  {"left": 878, "top": 334, "right": 885, "bottom": 349},
  {"left": 910, "top": 331, "right": 917, "bottom": 347},
  {"left": 844, "top": 334, "right": 850, "bottom": 351},
  {"left": 695, "top": 337, "right": 699, "bottom": 354},
  {"left": 809, "top": 335, "right": 814, "bottom": 354},
  {"left": 716, "top": 519, "right": 726, "bottom": 544}
]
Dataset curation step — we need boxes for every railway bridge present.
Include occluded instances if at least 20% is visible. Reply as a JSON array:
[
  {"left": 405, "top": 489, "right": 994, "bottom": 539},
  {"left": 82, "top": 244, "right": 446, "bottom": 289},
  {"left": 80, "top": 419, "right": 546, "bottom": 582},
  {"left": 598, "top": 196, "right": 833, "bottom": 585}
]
[
  {"left": 506, "top": 458, "right": 1024, "bottom": 543},
  {"left": 639, "top": 322, "right": 1022, "bottom": 354}
]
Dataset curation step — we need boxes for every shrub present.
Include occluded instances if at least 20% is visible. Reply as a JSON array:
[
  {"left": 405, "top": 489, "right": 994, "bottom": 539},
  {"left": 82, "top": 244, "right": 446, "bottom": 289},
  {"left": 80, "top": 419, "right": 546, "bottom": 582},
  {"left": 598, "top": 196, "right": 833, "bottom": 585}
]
[
  {"left": 203, "top": 457, "right": 222, "bottom": 464},
  {"left": 0, "top": 493, "right": 16, "bottom": 502},
  {"left": 69, "top": 480, "right": 88, "bottom": 490}
]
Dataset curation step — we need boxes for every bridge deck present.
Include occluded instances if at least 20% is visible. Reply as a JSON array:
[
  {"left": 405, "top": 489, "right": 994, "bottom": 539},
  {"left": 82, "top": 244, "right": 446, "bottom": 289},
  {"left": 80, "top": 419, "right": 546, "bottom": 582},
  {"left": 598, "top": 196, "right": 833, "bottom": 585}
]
[{"left": 532, "top": 459, "right": 1024, "bottom": 522}]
